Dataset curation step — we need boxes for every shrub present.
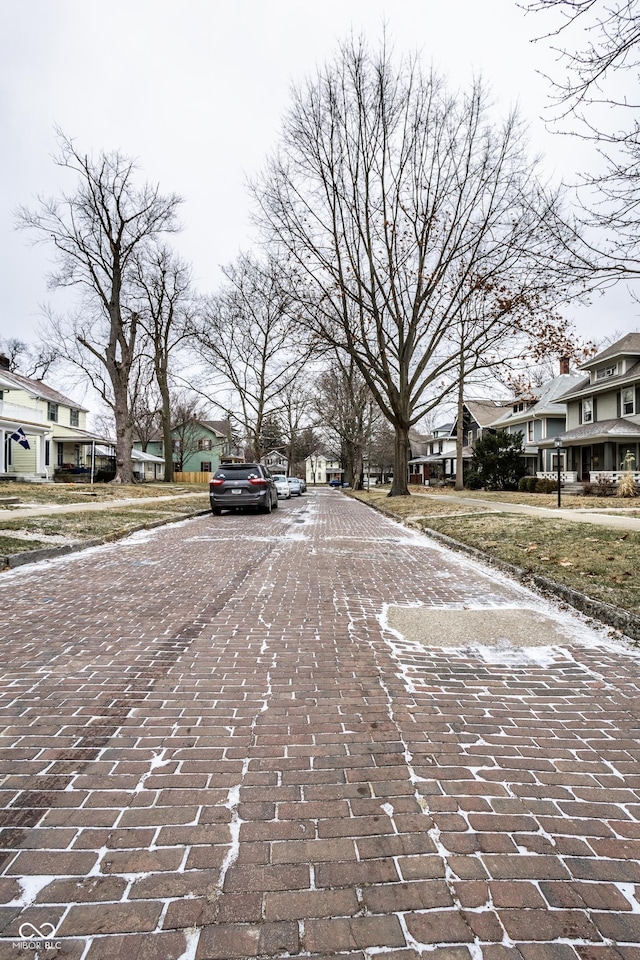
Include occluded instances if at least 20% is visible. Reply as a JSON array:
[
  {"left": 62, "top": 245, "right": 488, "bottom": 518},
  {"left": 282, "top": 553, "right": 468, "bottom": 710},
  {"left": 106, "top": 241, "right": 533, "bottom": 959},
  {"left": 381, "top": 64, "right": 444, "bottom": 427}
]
[
  {"left": 471, "top": 430, "right": 526, "bottom": 490},
  {"left": 518, "top": 476, "right": 538, "bottom": 492},
  {"left": 465, "top": 472, "right": 483, "bottom": 490},
  {"left": 535, "top": 478, "right": 557, "bottom": 494},
  {"left": 594, "top": 474, "right": 615, "bottom": 497},
  {"left": 581, "top": 482, "right": 594, "bottom": 496}
]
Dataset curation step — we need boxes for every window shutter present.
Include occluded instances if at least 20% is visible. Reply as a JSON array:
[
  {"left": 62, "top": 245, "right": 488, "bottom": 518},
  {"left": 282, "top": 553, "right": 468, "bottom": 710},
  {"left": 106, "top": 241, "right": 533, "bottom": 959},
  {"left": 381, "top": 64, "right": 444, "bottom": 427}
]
[
  {"left": 578, "top": 401, "right": 582, "bottom": 425},
  {"left": 593, "top": 397, "right": 597, "bottom": 422},
  {"left": 636, "top": 386, "right": 640, "bottom": 413},
  {"left": 617, "top": 392, "right": 622, "bottom": 417}
]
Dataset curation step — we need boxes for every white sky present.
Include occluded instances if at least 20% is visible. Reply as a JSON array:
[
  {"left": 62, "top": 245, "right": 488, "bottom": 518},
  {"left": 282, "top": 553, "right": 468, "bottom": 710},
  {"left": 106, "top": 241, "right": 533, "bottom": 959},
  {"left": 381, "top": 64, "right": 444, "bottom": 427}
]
[{"left": 1, "top": 0, "right": 637, "bottom": 370}]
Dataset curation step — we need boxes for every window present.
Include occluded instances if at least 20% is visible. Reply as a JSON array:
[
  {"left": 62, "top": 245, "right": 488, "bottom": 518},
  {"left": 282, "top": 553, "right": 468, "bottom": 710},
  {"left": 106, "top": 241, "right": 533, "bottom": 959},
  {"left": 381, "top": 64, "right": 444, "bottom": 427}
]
[
  {"left": 57, "top": 444, "right": 64, "bottom": 467},
  {"left": 200, "top": 461, "right": 212, "bottom": 472},
  {"left": 583, "top": 398, "right": 593, "bottom": 423},
  {"left": 596, "top": 364, "right": 617, "bottom": 380},
  {"left": 45, "top": 441, "right": 50, "bottom": 466},
  {"left": 622, "top": 387, "right": 635, "bottom": 416},
  {"left": 70, "top": 408, "right": 79, "bottom": 427},
  {"left": 527, "top": 421, "right": 534, "bottom": 441},
  {"left": 172, "top": 440, "right": 181, "bottom": 453},
  {"left": 47, "top": 402, "right": 58, "bottom": 422},
  {"left": 467, "top": 430, "right": 474, "bottom": 446},
  {"left": 198, "top": 438, "right": 212, "bottom": 451}
]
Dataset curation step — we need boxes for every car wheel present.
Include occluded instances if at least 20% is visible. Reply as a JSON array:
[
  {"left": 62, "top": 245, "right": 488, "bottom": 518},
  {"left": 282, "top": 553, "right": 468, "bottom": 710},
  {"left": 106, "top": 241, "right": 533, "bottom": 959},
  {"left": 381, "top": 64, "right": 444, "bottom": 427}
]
[
  {"left": 273, "top": 496, "right": 279, "bottom": 509},
  {"left": 212, "top": 507, "right": 222, "bottom": 516},
  {"left": 262, "top": 497, "right": 272, "bottom": 514}
]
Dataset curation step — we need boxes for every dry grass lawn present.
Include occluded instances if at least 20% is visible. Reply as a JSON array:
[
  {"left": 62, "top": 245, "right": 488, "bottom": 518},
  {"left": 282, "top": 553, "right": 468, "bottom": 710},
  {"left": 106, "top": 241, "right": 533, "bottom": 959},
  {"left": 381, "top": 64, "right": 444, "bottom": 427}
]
[
  {"left": 0, "top": 481, "right": 206, "bottom": 508},
  {"left": 349, "top": 489, "right": 640, "bottom": 617}
]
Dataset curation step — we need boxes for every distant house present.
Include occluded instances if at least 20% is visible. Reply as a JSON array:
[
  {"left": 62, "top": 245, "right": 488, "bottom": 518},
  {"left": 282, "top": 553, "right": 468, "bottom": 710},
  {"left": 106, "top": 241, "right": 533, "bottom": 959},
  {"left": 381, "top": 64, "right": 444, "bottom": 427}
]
[
  {"left": 408, "top": 423, "right": 456, "bottom": 484},
  {"left": 543, "top": 333, "right": 640, "bottom": 484},
  {"left": 490, "top": 362, "right": 584, "bottom": 476},
  {"left": 0, "top": 357, "right": 109, "bottom": 481},
  {"left": 136, "top": 419, "right": 236, "bottom": 477},
  {"left": 305, "top": 450, "right": 342, "bottom": 485},
  {"left": 262, "top": 450, "right": 289, "bottom": 474}
]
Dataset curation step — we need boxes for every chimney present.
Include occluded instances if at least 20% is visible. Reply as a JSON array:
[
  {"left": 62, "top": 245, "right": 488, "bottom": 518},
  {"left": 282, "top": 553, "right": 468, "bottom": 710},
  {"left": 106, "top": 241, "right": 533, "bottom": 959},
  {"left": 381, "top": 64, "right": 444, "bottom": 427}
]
[{"left": 559, "top": 356, "right": 570, "bottom": 375}]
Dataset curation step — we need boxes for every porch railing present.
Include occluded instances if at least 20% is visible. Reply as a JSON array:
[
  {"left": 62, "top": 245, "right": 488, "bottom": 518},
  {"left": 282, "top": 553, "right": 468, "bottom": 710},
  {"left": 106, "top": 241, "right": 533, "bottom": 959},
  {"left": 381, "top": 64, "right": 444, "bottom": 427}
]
[
  {"left": 536, "top": 471, "right": 578, "bottom": 483},
  {"left": 590, "top": 470, "right": 640, "bottom": 484}
]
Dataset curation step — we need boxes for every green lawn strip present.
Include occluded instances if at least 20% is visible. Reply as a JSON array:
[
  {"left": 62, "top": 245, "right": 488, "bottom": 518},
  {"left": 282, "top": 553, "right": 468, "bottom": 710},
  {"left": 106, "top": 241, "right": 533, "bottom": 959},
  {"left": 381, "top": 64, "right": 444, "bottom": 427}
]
[
  {"left": 0, "top": 500, "right": 208, "bottom": 549},
  {"left": 0, "top": 482, "right": 206, "bottom": 508},
  {"left": 418, "top": 513, "right": 640, "bottom": 617},
  {"left": 348, "top": 490, "right": 487, "bottom": 519},
  {"left": 0, "top": 535, "right": 51, "bottom": 555}
]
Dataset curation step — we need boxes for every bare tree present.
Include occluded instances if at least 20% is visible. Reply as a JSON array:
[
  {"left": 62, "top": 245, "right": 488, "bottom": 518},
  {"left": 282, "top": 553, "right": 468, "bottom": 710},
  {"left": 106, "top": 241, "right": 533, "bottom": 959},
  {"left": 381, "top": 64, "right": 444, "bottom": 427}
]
[
  {"left": 313, "top": 352, "right": 381, "bottom": 489},
  {"left": 523, "top": 0, "right": 640, "bottom": 280},
  {"left": 170, "top": 392, "right": 208, "bottom": 472},
  {"left": 16, "top": 130, "right": 182, "bottom": 482},
  {"left": 193, "top": 252, "right": 316, "bottom": 462},
  {"left": 254, "top": 38, "right": 583, "bottom": 495},
  {"left": 0, "top": 337, "right": 58, "bottom": 378},
  {"left": 132, "top": 243, "right": 194, "bottom": 482}
]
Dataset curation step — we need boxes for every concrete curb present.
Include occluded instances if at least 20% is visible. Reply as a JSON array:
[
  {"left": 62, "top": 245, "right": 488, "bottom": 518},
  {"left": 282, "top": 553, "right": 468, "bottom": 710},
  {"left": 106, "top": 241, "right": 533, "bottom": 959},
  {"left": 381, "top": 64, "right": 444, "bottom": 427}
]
[
  {"left": 353, "top": 495, "right": 640, "bottom": 644},
  {"left": 0, "top": 508, "right": 211, "bottom": 571}
]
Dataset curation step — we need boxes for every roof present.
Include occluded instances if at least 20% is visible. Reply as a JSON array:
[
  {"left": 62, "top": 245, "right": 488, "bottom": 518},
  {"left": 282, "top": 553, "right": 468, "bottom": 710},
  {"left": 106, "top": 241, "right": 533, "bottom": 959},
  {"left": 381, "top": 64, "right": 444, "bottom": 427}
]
[
  {"left": 0, "top": 369, "right": 88, "bottom": 411},
  {"left": 465, "top": 399, "right": 512, "bottom": 428},
  {"left": 583, "top": 332, "right": 640, "bottom": 367},
  {"left": 557, "top": 359, "right": 640, "bottom": 403},
  {"left": 491, "top": 372, "right": 584, "bottom": 427},
  {"left": 539, "top": 418, "right": 640, "bottom": 446}
]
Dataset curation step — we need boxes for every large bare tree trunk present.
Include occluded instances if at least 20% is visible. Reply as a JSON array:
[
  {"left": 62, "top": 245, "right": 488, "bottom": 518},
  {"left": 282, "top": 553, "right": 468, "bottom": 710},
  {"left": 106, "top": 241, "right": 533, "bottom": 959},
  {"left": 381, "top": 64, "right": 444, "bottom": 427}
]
[{"left": 389, "top": 424, "right": 410, "bottom": 497}]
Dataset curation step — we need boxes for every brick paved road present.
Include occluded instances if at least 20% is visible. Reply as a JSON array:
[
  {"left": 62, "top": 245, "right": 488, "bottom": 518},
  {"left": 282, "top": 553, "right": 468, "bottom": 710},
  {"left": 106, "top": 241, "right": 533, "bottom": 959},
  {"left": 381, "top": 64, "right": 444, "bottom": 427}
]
[{"left": 1, "top": 489, "right": 640, "bottom": 960}]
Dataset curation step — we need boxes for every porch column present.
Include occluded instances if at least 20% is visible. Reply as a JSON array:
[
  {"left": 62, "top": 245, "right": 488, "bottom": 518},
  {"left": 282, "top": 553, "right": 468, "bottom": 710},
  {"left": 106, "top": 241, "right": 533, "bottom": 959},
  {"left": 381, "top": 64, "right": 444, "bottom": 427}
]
[{"left": 0, "top": 429, "right": 5, "bottom": 473}]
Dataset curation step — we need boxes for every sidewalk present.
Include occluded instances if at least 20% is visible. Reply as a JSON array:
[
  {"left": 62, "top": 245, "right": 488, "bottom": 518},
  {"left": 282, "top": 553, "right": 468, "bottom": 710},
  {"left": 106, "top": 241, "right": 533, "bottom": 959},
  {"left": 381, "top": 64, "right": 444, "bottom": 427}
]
[
  {"left": 0, "top": 491, "right": 206, "bottom": 521},
  {"left": 413, "top": 490, "right": 640, "bottom": 532}
]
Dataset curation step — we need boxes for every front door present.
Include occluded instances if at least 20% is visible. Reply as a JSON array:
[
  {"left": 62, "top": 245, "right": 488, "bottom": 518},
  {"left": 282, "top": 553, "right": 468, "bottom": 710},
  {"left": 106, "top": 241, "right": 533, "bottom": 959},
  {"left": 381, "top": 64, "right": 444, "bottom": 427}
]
[{"left": 581, "top": 446, "right": 591, "bottom": 481}]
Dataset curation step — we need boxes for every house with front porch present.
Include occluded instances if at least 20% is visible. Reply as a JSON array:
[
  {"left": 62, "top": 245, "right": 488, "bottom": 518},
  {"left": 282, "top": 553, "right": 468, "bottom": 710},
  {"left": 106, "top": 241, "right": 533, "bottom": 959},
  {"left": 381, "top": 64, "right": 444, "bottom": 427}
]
[
  {"left": 408, "top": 423, "right": 456, "bottom": 484},
  {"left": 489, "top": 362, "right": 584, "bottom": 476},
  {"left": 137, "top": 419, "right": 234, "bottom": 476},
  {"left": 542, "top": 333, "right": 640, "bottom": 485},
  {"left": 0, "top": 359, "right": 107, "bottom": 481},
  {"left": 305, "top": 450, "right": 342, "bottom": 485}
]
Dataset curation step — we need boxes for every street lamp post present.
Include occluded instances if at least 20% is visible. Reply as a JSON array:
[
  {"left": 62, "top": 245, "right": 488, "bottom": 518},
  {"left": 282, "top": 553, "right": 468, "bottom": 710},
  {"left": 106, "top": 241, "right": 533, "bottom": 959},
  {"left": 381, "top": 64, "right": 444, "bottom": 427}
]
[{"left": 554, "top": 436, "right": 563, "bottom": 509}]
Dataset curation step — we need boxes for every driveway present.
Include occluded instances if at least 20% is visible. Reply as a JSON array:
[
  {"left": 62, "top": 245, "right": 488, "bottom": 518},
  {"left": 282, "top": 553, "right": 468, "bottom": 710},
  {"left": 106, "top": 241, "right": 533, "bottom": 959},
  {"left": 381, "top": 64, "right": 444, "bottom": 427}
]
[{"left": 1, "top": 489, "right": 639, "bottom": 959}]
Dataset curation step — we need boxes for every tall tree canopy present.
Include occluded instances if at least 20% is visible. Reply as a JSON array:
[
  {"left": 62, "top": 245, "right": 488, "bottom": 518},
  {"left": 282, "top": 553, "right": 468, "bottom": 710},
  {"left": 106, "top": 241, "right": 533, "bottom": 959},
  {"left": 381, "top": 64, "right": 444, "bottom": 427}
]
[
  {"left": 254, "top": 38, "right": 583, "bottom": 495},
  {"left": 524, "top": 0, "right": 640, "bottom": 281},
  {"left": 16, "top": 130, "right": 182, "bottom": 482}
]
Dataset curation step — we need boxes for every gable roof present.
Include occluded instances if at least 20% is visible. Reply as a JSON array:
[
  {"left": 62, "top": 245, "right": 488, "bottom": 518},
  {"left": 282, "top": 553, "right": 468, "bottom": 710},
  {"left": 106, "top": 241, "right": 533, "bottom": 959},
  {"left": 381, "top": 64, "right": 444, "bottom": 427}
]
[
  {"left": 0, "top": 368, "right": 88, "bottom": 411},
  {"left": 465, "top": 399, "right": 512, "bottom": 428},
  {"left": 491, "top": 372, "right": 584, "bottom": 427},
  {"left": 583, "top": 332, "right": 640, "bottom": 367}
]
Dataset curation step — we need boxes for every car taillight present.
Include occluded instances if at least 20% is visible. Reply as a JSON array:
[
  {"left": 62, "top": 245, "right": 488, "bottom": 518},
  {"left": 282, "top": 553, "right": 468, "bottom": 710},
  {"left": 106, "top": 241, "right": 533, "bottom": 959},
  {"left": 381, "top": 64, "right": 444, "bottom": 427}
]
[
  {"left": 248, "top": 477, "right": 267, "bottom": 486},
  {"left": 210, "top": 478, "right": 224, "bottom": 487}
]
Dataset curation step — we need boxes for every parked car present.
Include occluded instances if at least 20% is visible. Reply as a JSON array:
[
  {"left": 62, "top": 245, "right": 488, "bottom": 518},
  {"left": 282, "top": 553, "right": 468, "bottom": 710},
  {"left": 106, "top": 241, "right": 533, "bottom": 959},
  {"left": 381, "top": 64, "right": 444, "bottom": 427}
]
[
  {"left": 287, "top": 476, "right": 302, "bottom": 496},
  {"left": 329, "top": 478, "right": 343, "bottom": 487},
  {"left": 209, "top": 463, "right": 278, "bottom": 515},
  {"left": 272, "top": 474, "right": 292, "bottom": 499},
  {"left": 298, "top": 477, "right": 307, "bottom": 492}
]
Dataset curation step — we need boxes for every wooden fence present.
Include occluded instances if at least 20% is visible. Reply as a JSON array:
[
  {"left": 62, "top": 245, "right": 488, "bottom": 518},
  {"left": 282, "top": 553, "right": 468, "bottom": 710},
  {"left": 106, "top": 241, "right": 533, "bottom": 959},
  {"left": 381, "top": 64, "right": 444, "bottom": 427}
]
[{"left": 173, "top": 472, "right": 212, "bottom": 483}]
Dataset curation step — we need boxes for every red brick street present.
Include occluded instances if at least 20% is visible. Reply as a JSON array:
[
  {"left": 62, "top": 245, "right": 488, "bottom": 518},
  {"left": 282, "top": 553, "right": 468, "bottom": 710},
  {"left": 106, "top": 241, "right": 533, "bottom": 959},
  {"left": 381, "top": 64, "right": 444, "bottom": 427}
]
[{"left": 1, "top": 488, "right": 639, "bottom": 960}]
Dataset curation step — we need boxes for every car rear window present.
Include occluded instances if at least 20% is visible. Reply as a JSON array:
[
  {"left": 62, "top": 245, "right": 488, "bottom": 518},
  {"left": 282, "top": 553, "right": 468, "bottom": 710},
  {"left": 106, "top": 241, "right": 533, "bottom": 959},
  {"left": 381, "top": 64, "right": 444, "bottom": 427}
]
[{"left": 214, "top": 466, "right": 262, "bottom": 480}]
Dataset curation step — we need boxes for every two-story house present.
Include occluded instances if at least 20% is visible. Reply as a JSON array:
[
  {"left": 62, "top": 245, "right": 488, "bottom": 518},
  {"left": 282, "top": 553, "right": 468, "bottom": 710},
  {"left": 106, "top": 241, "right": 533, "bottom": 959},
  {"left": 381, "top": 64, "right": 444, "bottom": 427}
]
[
  {"left": 0, "top": 358, "right": 108, "bottom": 481},
  {"left": 137, "top": 419, "right": 234, "bottom": 477},
  {"left": 545, "top": 333, "right": 640, "bottom": 483},
  {"left": 490, "top": 361, "right": 584, "bottom": 478},
  {"left": 305, "top": 450, "right": 342, "bottom": 485},
  {"left": 408, "top": 423, "right": 456, "bottom": 484}
]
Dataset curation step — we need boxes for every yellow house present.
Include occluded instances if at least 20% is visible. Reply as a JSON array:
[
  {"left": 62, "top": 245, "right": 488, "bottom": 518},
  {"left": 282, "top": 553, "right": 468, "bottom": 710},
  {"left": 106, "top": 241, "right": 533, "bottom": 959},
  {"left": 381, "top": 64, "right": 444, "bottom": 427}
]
[{"left": 0, "top": 360, "right": 99, "bottom": 481}]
